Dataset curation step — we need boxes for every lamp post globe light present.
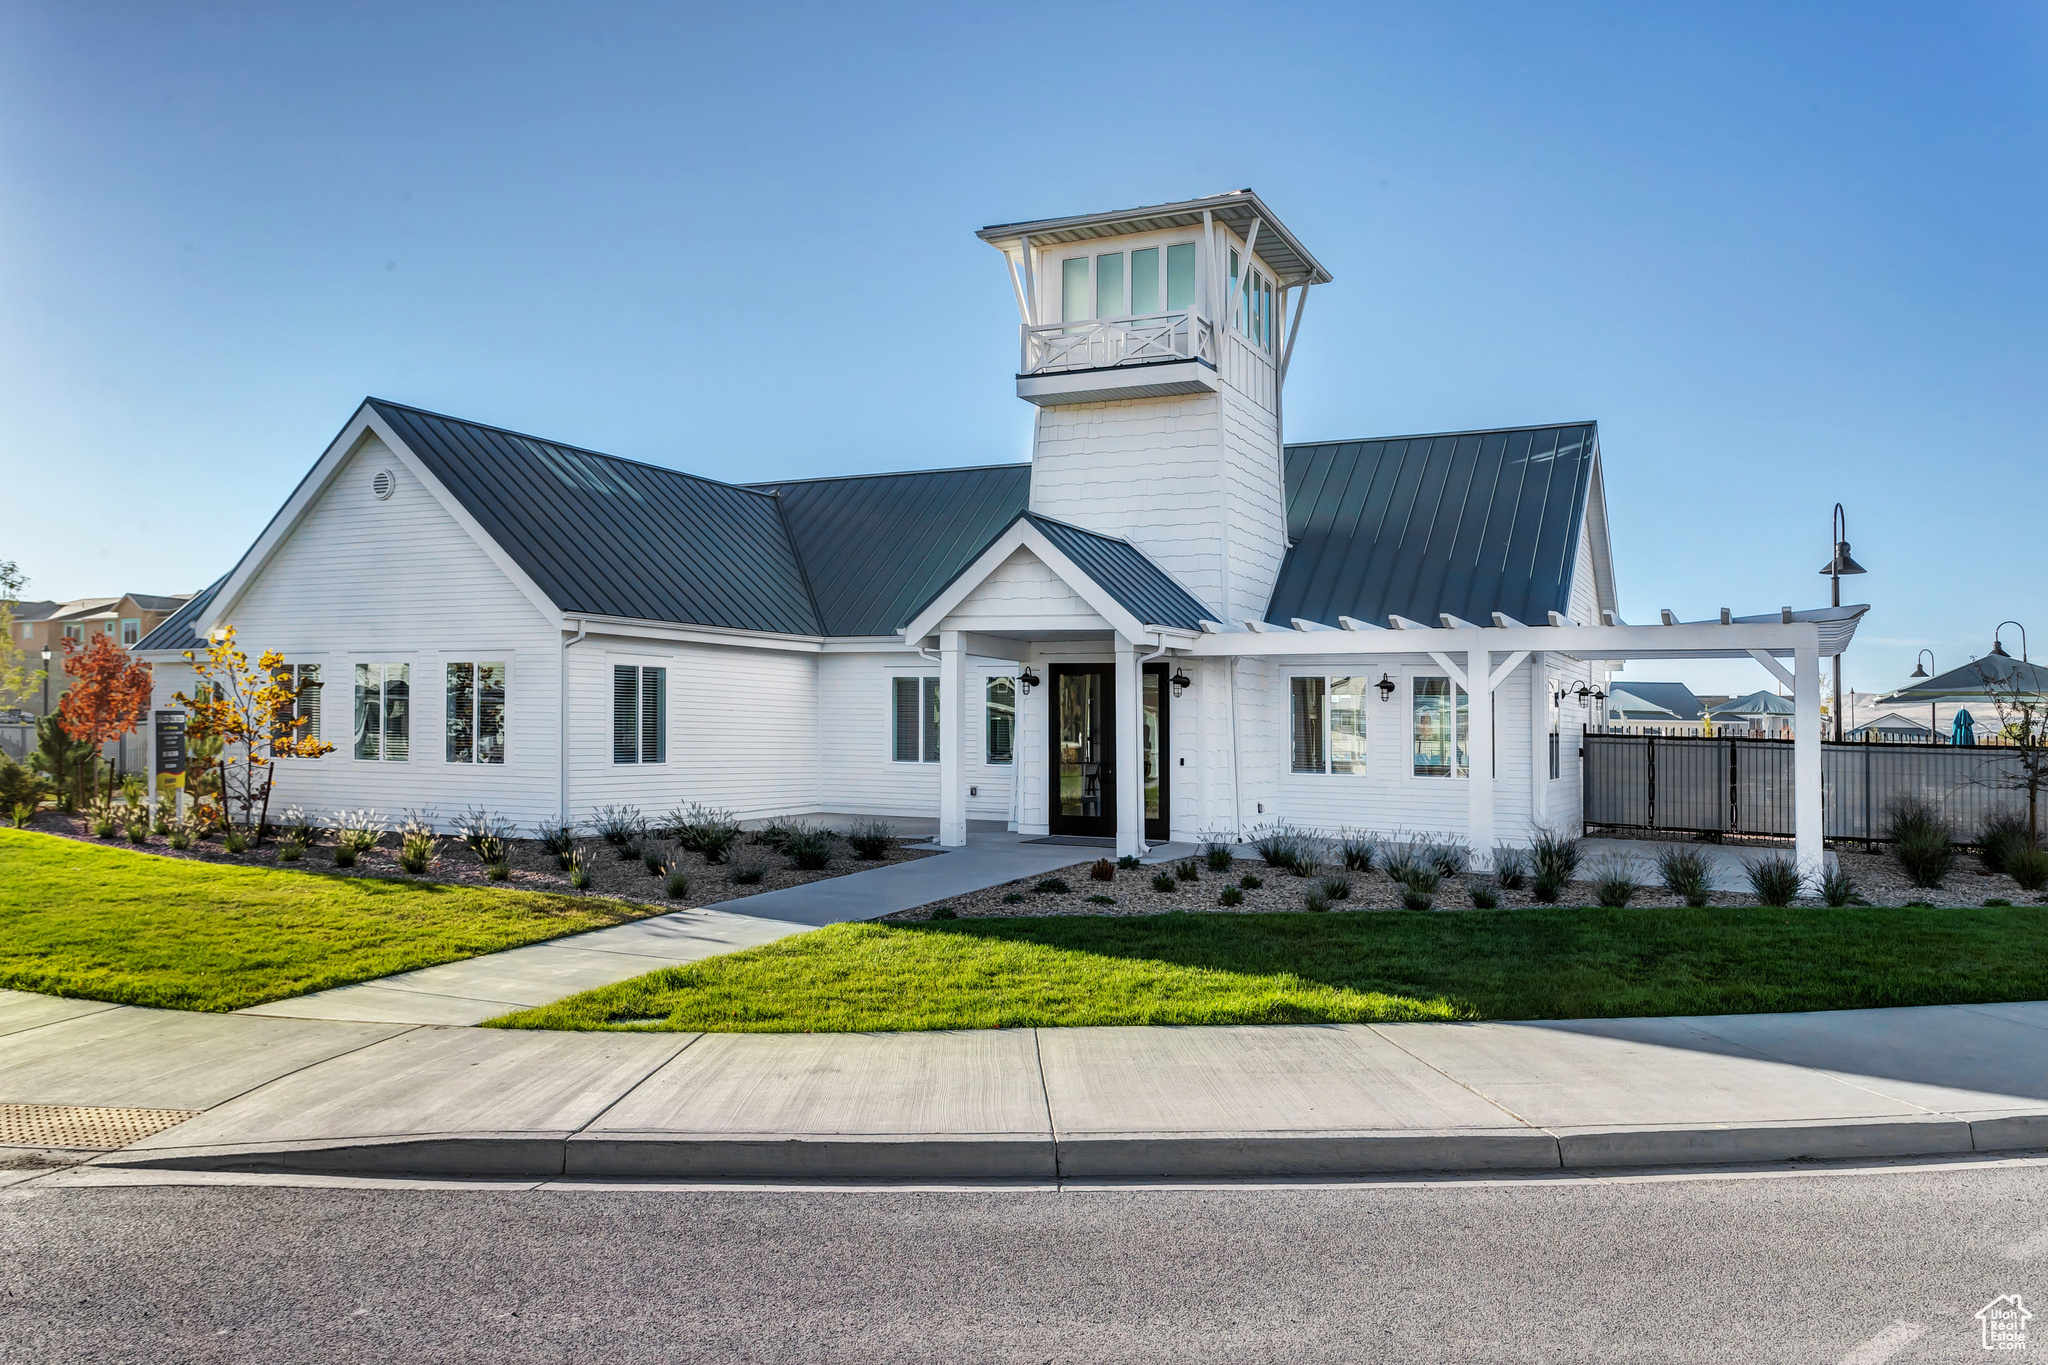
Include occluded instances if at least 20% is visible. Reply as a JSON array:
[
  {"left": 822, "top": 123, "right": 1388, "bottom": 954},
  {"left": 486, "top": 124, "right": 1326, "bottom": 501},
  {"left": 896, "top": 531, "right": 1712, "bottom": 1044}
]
[{"left": 1819, "top": 502, "right": 1867, "bottom": 741}]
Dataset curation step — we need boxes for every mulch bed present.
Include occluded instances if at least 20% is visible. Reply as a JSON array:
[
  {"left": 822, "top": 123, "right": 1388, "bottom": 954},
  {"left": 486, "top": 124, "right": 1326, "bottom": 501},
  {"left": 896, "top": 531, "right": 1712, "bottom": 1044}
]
[
  {"left": 22, "top": 809, "right": 936, "bottom": 910},
  {"left": 884, "top": 845, "right": 2048, "bottom": 921}
]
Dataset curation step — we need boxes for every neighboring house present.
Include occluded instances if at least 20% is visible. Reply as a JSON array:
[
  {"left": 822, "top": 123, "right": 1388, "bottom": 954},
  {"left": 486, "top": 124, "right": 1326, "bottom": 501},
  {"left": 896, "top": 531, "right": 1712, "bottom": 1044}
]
[
  {"left": 136, "top": 189, "right": 1864, "bottom": 865},
  {"left": 1844, "top": 712, "right": 1932, "bottom": 743},
  {"left": 1708, "top": 689, "right": 1796, "bottom": 736},
  {"left": 10, "top": 592, "right": 193, "bottom": 716},
  {"left": 1600, "top": 680, "right": 1707, "bottom": 736}
]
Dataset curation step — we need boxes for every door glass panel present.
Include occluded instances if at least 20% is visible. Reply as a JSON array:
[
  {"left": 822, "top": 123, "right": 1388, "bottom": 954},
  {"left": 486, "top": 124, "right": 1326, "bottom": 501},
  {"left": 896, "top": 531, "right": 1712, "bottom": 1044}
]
[
  {"left": 1130, "top": 247, "right": 1159, "bottom": 315},
  {"left": 1166, "top": 243, "right": 1194, "bottom": 310},
  {"left": 1143, "top": 671, "right": 1162, "bottom": 821},
  {"left": 1095, "top": 252, "right": 1124, "bottom": 319},
  {"left": 1062, "top": 258, "right": 1090, "bottom": 322},
  {"left": 1058, "top": 672, "right": 1105, "bottom": 819},
  {"left": 1330, "top": 677, "right": 1368, "bottom": 773}
]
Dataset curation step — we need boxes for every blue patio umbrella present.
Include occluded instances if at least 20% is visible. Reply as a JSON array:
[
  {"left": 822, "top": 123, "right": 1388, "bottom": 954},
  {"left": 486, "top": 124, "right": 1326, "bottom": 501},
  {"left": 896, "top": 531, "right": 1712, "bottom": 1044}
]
[{"left": 1952, "top": 708, "right": 1977, "bottom": 746}]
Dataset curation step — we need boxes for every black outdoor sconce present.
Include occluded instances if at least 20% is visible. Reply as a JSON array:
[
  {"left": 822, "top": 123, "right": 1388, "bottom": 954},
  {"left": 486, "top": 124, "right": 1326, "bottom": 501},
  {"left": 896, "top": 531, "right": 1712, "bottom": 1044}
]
[
  {"left": 1169, "top": 668, "right": 1191, "bottom": 698},
  {"left": 1017, "top": 667, "right": 1041, "bottom": 696},
  {"left": 1375, "top": 673, "right": 1397, "bottom": 702}
]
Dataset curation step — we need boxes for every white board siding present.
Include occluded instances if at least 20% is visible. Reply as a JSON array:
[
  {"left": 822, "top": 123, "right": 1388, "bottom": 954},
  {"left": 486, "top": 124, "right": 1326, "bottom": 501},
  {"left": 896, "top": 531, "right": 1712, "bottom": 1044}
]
[
  {"left": 205, "top": 436, "right": 564, "bottom": 829},
  {"left": 944, "top": 549, "right": 1109, "bottom": 633},
  {"left": 816, "top": 653, "right": 1016, "bottom": 821},
  {"left": 1568, "top": 519, "right": 1601, "bottom": 627},
  {"left": 1219, "top": 384, "right": 1287, "bottom": 621},
  {"left": 567, "top": 636, "right": 818, "bottom": 824}
]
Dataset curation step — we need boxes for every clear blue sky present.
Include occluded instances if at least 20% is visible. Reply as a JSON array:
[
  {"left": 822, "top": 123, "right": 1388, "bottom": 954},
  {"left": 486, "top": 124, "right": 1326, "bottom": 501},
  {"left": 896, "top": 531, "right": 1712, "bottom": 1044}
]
[{"left": 4, "top": 2, "right": 2042, "bottom": 698}]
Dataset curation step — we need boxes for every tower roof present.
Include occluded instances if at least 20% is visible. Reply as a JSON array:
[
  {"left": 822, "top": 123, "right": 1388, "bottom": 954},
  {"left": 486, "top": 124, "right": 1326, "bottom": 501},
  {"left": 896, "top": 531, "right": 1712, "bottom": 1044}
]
[{"left": 976, "top": 189, "right": 1332, "bottom": 287}]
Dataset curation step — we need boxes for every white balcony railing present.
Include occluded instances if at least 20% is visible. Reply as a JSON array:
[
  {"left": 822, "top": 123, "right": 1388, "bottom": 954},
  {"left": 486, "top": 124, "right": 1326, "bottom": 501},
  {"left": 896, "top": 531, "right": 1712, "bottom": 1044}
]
[{"left": 1020, "top": 310, "right": 1219, "bottom": 375}]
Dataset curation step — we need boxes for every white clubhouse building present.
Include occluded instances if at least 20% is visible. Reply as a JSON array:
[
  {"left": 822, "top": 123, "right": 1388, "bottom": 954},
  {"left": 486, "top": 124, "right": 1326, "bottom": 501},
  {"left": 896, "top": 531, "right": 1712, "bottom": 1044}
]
[{"left": 139, "top": 190, "right": 1862, "bottom": 875}]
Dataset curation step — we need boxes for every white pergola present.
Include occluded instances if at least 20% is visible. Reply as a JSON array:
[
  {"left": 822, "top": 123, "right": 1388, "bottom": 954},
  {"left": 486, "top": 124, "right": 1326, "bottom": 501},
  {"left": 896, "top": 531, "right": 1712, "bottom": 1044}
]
[{"left": 923, "top": 603, "right": 1867, "bottom": 884}]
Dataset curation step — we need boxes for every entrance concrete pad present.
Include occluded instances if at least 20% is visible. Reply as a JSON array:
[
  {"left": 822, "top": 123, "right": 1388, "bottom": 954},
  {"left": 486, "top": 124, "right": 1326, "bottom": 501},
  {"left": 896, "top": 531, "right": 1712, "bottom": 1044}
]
[
  {"left": 1675, "top": 1003, "right": 2048, "bottom": 1115},
  {"left": 0, "top": 1007, "right": 406, "bottom": 1110},
  {"left": 0, "top": 989, "right": 120, "bottom": 1038},
  {"left": 1376, "top": 1017, "right": 1934, "bottom": 1129},
  {"left": 1039, "top": 1025, "right": 1554, "bottom": 1176},
  {"left": 108, "top": 1027, "right": 693, "bottom": 1176},
  {"left": 719, "top": 834, "right": 1090, "bottom": 927},
  {"left": 573, "top": 1029, "right": 1054, "bottom": 1179}
]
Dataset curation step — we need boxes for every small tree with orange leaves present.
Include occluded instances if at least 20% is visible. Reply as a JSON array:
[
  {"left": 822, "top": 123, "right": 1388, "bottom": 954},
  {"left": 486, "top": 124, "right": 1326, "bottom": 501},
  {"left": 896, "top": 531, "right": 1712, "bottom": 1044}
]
[
  {"left": 173, "top": 626, "right": 336, "bottom": 839},
  {"left": 56, "top": 634, "right": 153, "bottom": 807}
]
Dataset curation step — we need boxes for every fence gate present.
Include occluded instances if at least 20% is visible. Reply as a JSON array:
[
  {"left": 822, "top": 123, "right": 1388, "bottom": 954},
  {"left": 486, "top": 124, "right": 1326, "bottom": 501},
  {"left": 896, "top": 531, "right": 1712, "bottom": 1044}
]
[{"left": 1583, "top": 733, "right": 2030, "bottom": 842}]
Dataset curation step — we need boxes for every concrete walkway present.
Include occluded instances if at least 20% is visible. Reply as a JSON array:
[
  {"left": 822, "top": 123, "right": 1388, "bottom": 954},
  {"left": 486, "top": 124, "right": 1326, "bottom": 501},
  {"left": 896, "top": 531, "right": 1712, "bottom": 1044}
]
[
  {"left": 238, "top": 833, "right": 1093, "bottom": 1026},
  {"left": 3, "top": 988, "right": 2041, "bottom": 1181}
]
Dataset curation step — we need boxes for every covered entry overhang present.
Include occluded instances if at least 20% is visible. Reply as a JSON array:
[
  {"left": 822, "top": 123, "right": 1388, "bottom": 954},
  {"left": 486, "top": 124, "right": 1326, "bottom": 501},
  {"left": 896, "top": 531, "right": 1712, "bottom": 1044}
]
[{"left": 1186, "top": 604, "right": 1870, "bottom": 880}]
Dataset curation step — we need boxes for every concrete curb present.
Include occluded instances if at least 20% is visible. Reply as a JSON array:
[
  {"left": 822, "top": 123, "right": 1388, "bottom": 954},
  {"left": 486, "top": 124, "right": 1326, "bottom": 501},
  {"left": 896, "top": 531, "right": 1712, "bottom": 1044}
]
[{"left": 93, "top": 1115, "right": 2048, "bottom": 1181}]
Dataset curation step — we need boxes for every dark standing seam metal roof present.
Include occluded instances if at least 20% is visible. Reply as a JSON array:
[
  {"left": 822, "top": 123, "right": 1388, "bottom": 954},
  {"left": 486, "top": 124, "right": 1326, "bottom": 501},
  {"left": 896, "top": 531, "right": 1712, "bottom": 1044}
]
[
  {"left": 371, "top": 401, "right": 821, "bottom": 635},
  {"left": 1267, "top": 423, "right": 1598, "bottom": 628},
  {"left": 1605, "top": 682, "right": 1704, "bottom": 720},
  {"left": 895, "top": 510, "right": 1215, "bottom": 634},
  {"left": 134, "top": 577, "right": 225, "bottom": 653},
  {"left": 747, "top": 466, "right": 1030, "bottom": 637}
]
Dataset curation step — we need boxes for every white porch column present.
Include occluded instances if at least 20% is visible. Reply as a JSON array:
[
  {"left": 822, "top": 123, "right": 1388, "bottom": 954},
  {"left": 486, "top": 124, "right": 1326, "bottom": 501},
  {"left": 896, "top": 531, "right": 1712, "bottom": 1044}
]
[
  {"left": 938, "top": 630, "right": 967, "bottom": 848},
  {"left": 1468, "top": 647, "right": 1495, "bottom": 869},
  {"left": 1114, "top": 634, "right": 1144, "bottom": 859},
  {"left": 1794, "top": 643, "right": 1824, "bottom": 888}
]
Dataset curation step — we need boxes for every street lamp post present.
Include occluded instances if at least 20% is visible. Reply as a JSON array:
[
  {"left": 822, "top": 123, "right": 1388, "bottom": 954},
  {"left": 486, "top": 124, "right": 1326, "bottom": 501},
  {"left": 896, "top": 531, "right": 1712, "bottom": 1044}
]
[
  {"left": 1909, "top": 650, "right": 1935, "bottom": 746},
  {"left": 39, "top": 646, "right": 51, "bottom": 717},
  {"left": 1819, "top": 503, "right": 1867, "bottom": 742}
]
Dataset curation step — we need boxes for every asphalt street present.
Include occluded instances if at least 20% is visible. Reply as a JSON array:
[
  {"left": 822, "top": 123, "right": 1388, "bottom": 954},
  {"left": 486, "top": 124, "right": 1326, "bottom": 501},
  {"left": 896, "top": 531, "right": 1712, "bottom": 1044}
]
[{"left": 1, "top": 1156, "right": 2043, "bottom": 1363}]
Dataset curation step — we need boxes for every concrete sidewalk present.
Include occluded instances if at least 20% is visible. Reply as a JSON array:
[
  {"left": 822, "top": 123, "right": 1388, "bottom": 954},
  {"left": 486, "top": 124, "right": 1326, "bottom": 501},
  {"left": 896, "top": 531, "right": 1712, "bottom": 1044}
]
[
  {"left": 2, "top": 988, "right": 2042, "bottom": 1181},
  {"left": 239, "top": 833, "right": 1089, "bottom": 1026}
]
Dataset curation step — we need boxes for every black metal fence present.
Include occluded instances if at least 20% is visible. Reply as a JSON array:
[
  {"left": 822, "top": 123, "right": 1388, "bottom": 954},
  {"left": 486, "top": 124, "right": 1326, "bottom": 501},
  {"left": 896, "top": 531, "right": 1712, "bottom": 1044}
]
[{"left": 1583, "top": 733, "right": 2033, "bottom": 843}]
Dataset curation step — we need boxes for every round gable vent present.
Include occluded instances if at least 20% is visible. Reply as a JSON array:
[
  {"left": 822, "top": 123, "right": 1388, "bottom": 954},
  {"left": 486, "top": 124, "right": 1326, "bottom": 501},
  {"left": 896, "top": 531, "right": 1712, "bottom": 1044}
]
[{"left": 370, "top": 469, "right": 395, "bottom": 500}]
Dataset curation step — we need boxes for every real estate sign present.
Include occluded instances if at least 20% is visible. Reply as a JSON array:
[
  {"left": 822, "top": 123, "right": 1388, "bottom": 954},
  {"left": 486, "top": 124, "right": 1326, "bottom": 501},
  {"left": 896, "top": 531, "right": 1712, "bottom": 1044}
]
[{"left": 154, "top": 709, "right": 186, "bottom": 789}]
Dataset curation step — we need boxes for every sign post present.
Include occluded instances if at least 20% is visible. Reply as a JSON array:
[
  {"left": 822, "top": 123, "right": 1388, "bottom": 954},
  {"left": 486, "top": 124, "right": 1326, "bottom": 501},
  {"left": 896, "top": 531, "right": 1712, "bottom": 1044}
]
[{"left": 153, "top": 710, "right": 186, "bottom": 821}]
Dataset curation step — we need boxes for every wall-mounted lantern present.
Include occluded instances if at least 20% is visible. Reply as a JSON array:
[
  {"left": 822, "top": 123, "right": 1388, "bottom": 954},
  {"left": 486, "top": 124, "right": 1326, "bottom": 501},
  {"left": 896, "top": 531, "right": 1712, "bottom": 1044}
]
[
  {"left": 1375, "top": 673, "right": 1397, "bottom": 702},
  {"left": 1017, "top": 667, "right": 1041, "bottom": 696},
  {"left": 1169, "top": 668, "right": 1191, "bottom": 698}
]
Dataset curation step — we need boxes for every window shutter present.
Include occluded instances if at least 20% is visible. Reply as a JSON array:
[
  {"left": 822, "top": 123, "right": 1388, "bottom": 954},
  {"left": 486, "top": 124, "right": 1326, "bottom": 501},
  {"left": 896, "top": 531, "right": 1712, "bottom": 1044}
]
[
  {"left": 642, "top": 667, "right": 666, "bottom": 763},
  {"left": 1290, "top": 676, "right": 1326, "bottom": 773},
  {"left": 613, "top": 666, "right": 639, "bottom": 763},
  {"left": 922, "top": 676, "right": 941, "bottom": 764},
  {"left": 892, "top": 678, "right": 919, "bottom": 762}
]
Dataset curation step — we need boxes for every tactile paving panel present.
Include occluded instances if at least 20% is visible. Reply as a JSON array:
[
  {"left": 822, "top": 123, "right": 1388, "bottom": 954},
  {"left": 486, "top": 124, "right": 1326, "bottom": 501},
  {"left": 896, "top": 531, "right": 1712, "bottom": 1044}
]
[{"left": 0, "top": 1104, "right": 201, "bottom": 1151}]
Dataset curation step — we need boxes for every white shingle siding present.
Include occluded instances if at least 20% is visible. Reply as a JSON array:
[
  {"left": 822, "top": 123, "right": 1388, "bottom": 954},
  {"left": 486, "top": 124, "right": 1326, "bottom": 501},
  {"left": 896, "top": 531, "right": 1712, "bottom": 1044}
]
[
  {"left": 944, "top": 549, "right": 1109, "bottom": 632},
  {"left": 192, "top": 437, "right": 564, "bottom": 829}
]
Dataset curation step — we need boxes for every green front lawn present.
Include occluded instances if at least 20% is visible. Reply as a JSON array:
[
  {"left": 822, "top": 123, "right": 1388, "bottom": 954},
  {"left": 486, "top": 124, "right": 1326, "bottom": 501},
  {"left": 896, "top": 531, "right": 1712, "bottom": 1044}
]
[
  {"left": 0, "top": 829, "right": 662, "bottom": 1011},
  {"left": 488, "top": 903, "right": 2048, "bottom": 1034}
]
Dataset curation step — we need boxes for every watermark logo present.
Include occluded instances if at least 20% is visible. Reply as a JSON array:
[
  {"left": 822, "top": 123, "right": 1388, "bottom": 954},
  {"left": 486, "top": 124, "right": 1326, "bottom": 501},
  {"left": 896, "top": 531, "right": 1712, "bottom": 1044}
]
[{"left": 1977, "top": 1294, "right": 2031, "bottom": 1351}]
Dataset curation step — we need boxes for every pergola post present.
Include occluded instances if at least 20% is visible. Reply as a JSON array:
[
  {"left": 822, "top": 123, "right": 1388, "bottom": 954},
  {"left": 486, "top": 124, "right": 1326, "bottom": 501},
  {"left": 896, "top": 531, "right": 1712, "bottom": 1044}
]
[
  {"left": 938, "top": 630, "right": 967, "bottom": 848},
  {"left": 1794, "top": 643, "right": 1824, "bottom": 886},
  {"left": 1114, "top": 634, "right": 1144, "bottom": 860},
  {"left": 1528, "top": 651, "right": 1547, "bottom": 831},
  {"left": 1468, "top": 647, "right": 1495, "bottom": 869}
]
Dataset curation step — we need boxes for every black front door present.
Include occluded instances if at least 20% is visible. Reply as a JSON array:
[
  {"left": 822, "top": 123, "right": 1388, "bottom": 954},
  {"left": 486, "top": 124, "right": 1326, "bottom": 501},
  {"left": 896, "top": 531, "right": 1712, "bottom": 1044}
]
[
  {"left": 1143, "top": 662, "right": 1170, "bottom": 844},
  {"left": 1049, "top": 664, "right": 1115, "bottom": 838}
]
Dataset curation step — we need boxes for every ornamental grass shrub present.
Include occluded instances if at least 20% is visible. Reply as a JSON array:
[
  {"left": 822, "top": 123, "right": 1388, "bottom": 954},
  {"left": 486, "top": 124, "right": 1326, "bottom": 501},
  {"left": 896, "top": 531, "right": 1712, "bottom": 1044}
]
[
  {"left": 1589, "top": 854, "right": 1638, "bottom": 909},
  {"left": 1977, "top": 814, "right": 2030, "bottom": 876},
  {"left": 847, "top": 818, "right": 895, "bottom": 862},
  {"left": 1088, "top": 858, "right": 1116, "bottom": 882},
  {"left": 1887, "top": 797, "right": 1954, "bottom": 889},
  {"left": 1655, "top": 845, "right": 1713, "bottom": 908},
  {"left": 1746, "top": 853, "right": 1802, "bottom": 907}
]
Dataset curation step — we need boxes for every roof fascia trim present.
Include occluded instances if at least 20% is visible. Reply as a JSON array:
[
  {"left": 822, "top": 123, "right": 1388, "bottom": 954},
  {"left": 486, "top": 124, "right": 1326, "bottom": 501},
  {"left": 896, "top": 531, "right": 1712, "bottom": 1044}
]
[{"left": 563, "top": 614, "right": 825, "bottom": 654}]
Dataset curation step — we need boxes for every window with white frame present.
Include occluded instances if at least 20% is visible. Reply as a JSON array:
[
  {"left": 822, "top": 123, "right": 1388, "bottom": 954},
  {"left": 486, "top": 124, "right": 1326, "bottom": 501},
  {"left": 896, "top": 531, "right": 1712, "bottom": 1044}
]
[
  {"left": 1228, "top": 248, "right": 1276, "bottom": 352},
  {"left": 1289, "top": 676, "right": 1370, "bottom": 774},
  {"left": 612, "top": 665, "right": 665, "bottom": 764},
  {"left": 446, "top": 662, "right": 507, "bottom": 764},
  {"left": 120, "top": 619, "right": 140, "bottom": 646},
  {"left": 893, "top": 676, "right": 939, "bottom": 763},
  {"left": 1412, "top": 676, "right": 1469, "bottom": 778},
  {"left": 985, "top": 676, "right": 1014, "bottom": 764},
  {"left": 273, "top": 663, "right": 322, "bottom": 751},
  {"left": 354, "top": 663, "right": 410, "bottom": 761},
  {"left": 1061, "top": 243, "right": 1198, "bottom": 322}
]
